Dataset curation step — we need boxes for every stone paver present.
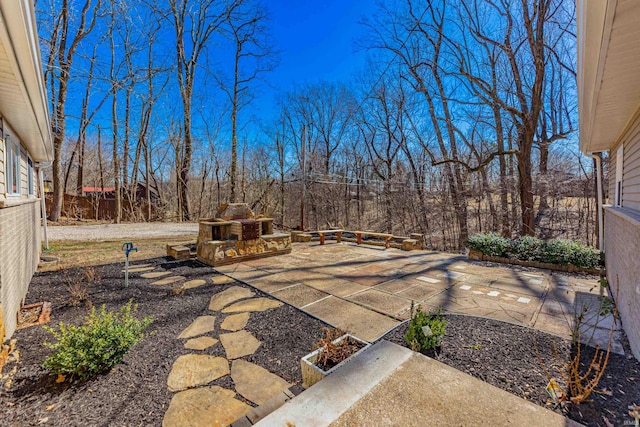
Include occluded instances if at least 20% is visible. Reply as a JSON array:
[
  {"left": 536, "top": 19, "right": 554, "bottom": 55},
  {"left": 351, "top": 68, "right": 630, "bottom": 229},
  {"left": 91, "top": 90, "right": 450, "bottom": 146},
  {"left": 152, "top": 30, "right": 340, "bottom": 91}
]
[
  {"left": 395, "top": 282, "right": 445, "bottom": 301},
  {"left": 208, "top": 286, "right": 255, "bottom": 311},
  {"left": 211, "top": 275, "right": 235, "bottom": 285},
  {"left": 347, "top": 289, "right": 412, "bottom": 318},
  {"left": 128, "top": 263, "right": 152, "bottom": 268},
  {"left": 140, "top": 271, "right": 171, "bottom": 279},
  {"left": 178, "top": 316, "right": 216, "bottom": 339},
  {"left": 246, "top": 273, "right": 296, "bottom": 293},
  {"left": 220, "top": 330, "right": 262, "bottom": 359},
  {"left": 222, "top": 298, "right": 283, "bottom": 313},
  {"left": 303, "top": 277, "right": 370, "bottom": 298},
  {"left": 271, "top": 284, "right": 329, "bottom": 307},
  {"left": 304, "top": 296, "right": 399, "bottom": 342},
  {"left": 231, "top": 360, "right": 291, "bottom": 406},
  {"left": 182, "top": 279, "right": 207, "bottom": 290},
  {"left": 152, "top": 276, "right": 185, "bottom": 286},
  {"left": 184, "top": 336, "right": 219, "bottom": 351},
  {"left": 167, "top": 354, "right": 229, "bottom": 392},
  {"left": 163, "top": 386, "right": 251, "bottom": 427},
  {"left": 125, "top": 266, "right": 156, "bottom": 273},
  {"left": 220, "top": 313, "right": 250, "bottom": 331}
]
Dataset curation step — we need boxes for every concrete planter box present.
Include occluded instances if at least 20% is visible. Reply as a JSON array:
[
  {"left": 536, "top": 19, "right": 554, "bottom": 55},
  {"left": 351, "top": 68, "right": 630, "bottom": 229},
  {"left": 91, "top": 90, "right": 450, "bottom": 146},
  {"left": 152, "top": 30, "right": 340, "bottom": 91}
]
[{"left": 300, "top": 334, "right": 370, "bottom": 389}]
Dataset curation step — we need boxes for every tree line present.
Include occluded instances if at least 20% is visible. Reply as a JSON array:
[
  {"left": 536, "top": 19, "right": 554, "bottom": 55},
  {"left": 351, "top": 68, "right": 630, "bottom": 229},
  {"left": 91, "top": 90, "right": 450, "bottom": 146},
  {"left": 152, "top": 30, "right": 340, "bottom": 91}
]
[{"left": 38, "top": 0, "right": 600, "bottom": 250}]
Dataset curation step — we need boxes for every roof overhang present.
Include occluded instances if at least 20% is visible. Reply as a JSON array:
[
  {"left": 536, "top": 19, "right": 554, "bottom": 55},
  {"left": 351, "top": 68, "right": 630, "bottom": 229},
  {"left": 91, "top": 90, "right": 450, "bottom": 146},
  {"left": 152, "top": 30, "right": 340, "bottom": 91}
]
[
  {"left": 0, "top": 0, "right": 52, "bottom": 162},
  {"left": 578, "top": 0, "right": 640, "bottom": 154}
]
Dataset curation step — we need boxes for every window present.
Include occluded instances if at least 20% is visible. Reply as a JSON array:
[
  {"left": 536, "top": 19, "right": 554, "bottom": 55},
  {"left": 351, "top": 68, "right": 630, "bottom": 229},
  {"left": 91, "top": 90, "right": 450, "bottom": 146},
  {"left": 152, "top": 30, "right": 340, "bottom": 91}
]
[
  {"left": 28, "top": 157, "right": 34, "bottom": 196},
  {"left": 615, "top": 144, "right": 623, "bottom": 207},
  {"left": 5, "top": 136, "right": 20, "bottom": 196}
]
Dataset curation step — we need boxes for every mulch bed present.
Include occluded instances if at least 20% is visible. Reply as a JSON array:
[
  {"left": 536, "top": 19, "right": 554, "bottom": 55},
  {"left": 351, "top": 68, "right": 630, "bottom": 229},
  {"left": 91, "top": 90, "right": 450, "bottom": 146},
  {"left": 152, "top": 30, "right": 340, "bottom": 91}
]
[
  {"left": 382, "top": 316, "right": 640, "bottom": 427},
  {"left": 0, "top": 257, "right": 327, "bottom": 426},
  {"left": 2, "top": 257, "right": 638, "bottom": 427}
]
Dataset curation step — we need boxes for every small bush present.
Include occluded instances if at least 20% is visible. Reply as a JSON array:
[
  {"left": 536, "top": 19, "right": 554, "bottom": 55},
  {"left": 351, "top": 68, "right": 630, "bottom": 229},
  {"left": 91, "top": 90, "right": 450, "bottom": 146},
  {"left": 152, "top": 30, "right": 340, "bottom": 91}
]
[
  {"left": 510, "top": 235, "right": 544, "bottom": 261},
  {"left": 466, "top": 233, "right": 510, "bottom": 257},
  {"left": 540, "top": 239, "right": 601, "bottom": 269},
  {"left": 404, "top": 304, "right": 447, "bottom": 352},
  {"left": 43, "top": 300, "right": 153, "bottom": 381}
]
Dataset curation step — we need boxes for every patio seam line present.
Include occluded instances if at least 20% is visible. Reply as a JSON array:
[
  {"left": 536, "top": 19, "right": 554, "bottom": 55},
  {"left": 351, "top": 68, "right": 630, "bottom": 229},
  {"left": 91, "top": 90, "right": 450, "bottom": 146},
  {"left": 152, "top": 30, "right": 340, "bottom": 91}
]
[
  {"left": 270, "top": 282, "right": 304, "bottom": 293},
  {"left": 299, "top": 294, "right": 333, "bottom": 309},
  {"left": 528, "top": 279, "right": 551, "bottom": 328}
]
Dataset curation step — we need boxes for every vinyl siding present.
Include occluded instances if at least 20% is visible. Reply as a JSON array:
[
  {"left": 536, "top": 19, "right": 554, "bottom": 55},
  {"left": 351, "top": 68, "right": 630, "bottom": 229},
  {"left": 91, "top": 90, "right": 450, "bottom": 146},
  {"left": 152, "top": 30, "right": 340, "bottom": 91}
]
[
  {"left": 0, "top": 200, "right": 40, "bottom": 339},
  {"left": 609, "top": 111, "right": 640, "bottom": 212}
]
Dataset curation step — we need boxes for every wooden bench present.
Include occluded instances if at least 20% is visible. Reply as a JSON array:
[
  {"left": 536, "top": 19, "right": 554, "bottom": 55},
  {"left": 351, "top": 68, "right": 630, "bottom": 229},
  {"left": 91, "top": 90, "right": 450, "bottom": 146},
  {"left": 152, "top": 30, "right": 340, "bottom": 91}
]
[
  {"left": 353, "top": 231, "right": 394, "bottom": 248},
  {"left": 309, "top": 229, "right": 344, "bottom": 245}
]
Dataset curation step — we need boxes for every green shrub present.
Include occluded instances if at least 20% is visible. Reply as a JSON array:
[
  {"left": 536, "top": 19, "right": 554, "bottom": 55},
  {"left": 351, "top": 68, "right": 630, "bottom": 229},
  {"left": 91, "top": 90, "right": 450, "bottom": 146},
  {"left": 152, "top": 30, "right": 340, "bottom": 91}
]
[
  {"left": 510, "top": 235, "right": 544, "bottom": 261},
  {"left": 466, "top": 233, "right": 510, "bottom": 257},
  {"left": 404, "top": 304, "right": 447, "bottom": 352},
  {"left": 468, "top": 233, "right": 601, "bottom": 270},
  {"left": 540, "top": 239, "right": 601, "bottom": 269},
  {"left": 43, "top": 300, "right": 153, "bottom": 380}
]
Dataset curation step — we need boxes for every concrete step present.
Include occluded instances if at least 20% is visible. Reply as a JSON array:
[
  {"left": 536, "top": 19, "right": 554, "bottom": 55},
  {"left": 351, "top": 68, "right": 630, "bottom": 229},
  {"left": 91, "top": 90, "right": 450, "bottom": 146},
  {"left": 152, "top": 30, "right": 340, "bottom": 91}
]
[
  {"left": 257, "top": 340, "right": 582, "bottom": 427},
  {"left": 255, "top": 340, "right": 412, "bottom": 426}
]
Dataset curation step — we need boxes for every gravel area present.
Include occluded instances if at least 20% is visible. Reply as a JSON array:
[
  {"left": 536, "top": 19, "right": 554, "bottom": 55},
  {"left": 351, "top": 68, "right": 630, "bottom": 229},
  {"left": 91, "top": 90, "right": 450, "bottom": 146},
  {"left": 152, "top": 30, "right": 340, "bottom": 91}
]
[{"left": 45, "top": 222, "right": 199, "bottom": 241}]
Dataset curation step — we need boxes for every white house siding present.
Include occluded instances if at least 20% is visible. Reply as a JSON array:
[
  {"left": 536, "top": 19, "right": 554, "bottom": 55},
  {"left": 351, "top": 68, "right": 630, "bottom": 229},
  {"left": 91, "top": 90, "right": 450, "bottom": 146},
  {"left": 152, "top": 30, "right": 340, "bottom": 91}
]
[
  {"left": 0, "top": 200, "right": 39, "bottom": 339},
  {"left": 0, "top": 121, "right": 41, "bottom": 341},
  {"left": 610, "top": 111, "right": 640, "bottom": 211},
  {"left": 604, "top": 111, "right": 640, "bottom": 361}
]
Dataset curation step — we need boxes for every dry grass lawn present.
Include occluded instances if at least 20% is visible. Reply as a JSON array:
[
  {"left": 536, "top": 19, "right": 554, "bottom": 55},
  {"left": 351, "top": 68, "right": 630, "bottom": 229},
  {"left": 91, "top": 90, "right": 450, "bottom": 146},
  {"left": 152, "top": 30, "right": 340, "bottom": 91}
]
[{"left": 39, "top": 235, "right": 196, "bottom": 272}]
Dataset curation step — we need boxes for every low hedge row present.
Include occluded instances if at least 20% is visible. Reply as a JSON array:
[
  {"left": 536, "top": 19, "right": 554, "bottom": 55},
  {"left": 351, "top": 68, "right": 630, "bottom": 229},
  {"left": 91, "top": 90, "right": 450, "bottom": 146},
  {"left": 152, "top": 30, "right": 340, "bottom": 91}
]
[{"left": 466, "top": 233, "right": 602, "bottom": 270}]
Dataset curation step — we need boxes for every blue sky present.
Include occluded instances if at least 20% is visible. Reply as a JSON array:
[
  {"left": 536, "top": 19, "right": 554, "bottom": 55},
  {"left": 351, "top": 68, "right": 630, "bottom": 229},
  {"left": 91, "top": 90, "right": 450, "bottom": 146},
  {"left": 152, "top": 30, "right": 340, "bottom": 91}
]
[{"left": 257, "top": 0, "right": 375, "bottom": 113}]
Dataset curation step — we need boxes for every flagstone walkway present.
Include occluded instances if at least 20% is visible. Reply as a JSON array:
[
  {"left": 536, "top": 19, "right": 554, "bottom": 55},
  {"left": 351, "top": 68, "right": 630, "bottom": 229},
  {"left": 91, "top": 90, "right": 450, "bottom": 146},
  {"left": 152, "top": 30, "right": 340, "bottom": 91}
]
[{"left": 124, "top": 263, "right": 297, "bottom": 427}]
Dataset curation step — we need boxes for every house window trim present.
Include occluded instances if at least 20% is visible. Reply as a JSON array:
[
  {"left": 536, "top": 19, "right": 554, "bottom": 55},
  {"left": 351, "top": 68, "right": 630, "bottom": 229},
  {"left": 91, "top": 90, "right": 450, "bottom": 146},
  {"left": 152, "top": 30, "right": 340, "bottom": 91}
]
[
  {"left": 4, "top": 136, "right": 21, "bottom": 197},
  {"left": 615, "top": 144, "right": 623, "bottom": 207},
  {"left": 27, "top": 156, "right": 34, "bottom": 196}
]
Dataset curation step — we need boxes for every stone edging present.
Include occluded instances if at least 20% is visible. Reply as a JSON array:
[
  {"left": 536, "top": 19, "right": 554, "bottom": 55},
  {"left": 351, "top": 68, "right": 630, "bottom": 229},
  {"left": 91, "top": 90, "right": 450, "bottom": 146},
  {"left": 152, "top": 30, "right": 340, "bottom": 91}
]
[{"left": 468, "top": 249, "right": 601, "bottom": 275}]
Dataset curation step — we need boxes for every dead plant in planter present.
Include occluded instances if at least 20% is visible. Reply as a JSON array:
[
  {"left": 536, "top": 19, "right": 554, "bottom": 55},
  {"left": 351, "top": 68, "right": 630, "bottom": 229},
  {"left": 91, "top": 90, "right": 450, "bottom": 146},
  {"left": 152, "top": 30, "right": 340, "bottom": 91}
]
[
  {"left": 534, "top": 279, "right": 619, "bottom": 405},
  {"left": 312, "top": 328, "right": 363, "bottom": 371}
]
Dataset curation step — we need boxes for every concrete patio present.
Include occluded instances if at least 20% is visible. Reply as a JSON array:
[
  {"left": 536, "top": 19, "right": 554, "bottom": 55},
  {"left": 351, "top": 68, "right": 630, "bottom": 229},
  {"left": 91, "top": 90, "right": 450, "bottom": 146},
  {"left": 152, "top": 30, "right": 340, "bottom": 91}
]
[{"left": 218, "top": 241, "right": 623, "bottom": 353}]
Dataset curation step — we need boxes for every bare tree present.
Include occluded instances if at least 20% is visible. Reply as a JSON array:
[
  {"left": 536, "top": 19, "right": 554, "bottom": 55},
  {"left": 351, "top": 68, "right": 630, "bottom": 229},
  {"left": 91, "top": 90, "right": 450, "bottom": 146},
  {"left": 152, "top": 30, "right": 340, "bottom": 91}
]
[
  {"left": 38, "top": 0, "right": 102, "bottom": 221},
  {"left": 455, "top": 0, "right": 573, "bottom": 235},
  {"left": 164, "top": 0, "right": 237, "bottom": 220},
  {"left": 217, "top": 0, "right": 277, "bottom": 202}
]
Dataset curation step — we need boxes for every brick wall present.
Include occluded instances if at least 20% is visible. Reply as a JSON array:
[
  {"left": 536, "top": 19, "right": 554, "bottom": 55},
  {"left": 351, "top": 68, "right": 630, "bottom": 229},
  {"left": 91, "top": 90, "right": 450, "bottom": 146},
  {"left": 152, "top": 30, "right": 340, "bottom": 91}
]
[
  {"left": 0, "top": 200, "right": 40, "bottom": 341},
  {"left": 604, "top": 207, "right": 640, "bottom": 361}
]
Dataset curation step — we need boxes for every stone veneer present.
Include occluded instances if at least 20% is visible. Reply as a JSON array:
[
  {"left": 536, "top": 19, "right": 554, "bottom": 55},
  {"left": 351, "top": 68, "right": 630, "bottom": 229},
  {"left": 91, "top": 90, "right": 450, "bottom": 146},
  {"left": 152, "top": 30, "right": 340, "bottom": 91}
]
[
  {"left": 604, "top": 206, "right": 640, "bottom": 361},
  {"left": 0, "top": 200, "right": 40, "bottom": 341},
  {"left": 197, "top": 219, "right": 291, "bottom": 267}
]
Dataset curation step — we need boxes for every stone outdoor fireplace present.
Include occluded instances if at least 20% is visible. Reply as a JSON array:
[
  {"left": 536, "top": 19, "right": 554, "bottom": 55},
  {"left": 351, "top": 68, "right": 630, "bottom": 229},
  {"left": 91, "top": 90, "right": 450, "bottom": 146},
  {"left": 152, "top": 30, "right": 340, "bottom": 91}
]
[{"left": 197, "top": 203, "right": 291, "bottom": 266}]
